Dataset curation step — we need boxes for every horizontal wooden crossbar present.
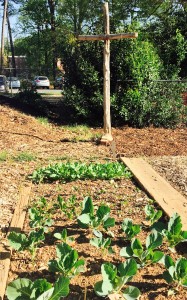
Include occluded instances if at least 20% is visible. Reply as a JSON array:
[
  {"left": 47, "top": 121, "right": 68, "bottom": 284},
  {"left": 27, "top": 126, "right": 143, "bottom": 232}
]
[{"left": 77, "top": 32, "right": 138, "bottom": 41}]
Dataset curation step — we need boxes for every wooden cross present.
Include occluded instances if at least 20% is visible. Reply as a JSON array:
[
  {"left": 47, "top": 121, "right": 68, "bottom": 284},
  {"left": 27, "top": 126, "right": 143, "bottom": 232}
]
[{"left": 78, "top": 2, "right": 138, "bottom": 143}]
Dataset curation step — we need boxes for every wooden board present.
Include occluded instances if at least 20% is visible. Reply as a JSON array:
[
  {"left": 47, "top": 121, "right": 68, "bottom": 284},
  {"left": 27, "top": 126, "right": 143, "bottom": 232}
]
[
  {"left": 0, "top": 184, "right": 31, "bottom": 300},
  {"left": 121, "top": 157, "right": 187, "bottom": 229}
]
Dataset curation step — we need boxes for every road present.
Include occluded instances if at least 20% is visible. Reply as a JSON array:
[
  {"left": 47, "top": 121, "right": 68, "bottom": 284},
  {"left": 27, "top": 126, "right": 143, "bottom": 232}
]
[
  {"left": 8, "top": 88, "right": 62, "bottom": 96},
  {"left": 8, "top": 88, "right": 63, "bottom": 103}
]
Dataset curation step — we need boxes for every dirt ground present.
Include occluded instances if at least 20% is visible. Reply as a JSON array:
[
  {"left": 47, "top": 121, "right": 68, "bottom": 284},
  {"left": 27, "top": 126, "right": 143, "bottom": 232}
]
[{"left": 0, "top": 100, "right": 187, "bottom": 300}]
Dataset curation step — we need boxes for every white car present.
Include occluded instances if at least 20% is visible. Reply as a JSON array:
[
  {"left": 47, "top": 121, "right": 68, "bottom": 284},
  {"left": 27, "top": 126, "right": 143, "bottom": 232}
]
[
  {"left": 7, "top": 77, "right": 21, "bottom": 89},
  {"left": 0, "top": 75, "right": 9, "bottom": 92},
  {"left": 32, "top": 76, "right": 50, "bottom": 89}
]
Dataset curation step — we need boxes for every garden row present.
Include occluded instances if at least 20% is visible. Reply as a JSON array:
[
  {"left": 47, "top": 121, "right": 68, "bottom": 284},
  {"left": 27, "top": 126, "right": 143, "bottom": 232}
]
[{"left": 5, "top": 162, "right": 187, "bottom": 300}]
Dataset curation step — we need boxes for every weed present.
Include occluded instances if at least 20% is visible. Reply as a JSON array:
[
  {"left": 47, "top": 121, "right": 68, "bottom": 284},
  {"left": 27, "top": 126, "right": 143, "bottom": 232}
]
[
  {"left": 0, "top": 150, "right": 8, "bottom": 162},
  {"left": 37, "top": 117, "right": 50, "bottom": 125},
  {"left": 14, "top": 152, "right": 36, "bottom": 162}
]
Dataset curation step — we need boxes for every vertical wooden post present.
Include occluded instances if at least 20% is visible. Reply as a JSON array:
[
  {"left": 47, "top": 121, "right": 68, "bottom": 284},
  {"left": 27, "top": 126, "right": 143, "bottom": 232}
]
[
  {"left": 77, "top": 2, "right": 138, "bottom": 143},
  {"left": 102, "top": 2, "right": 113, "bottom": 141}
]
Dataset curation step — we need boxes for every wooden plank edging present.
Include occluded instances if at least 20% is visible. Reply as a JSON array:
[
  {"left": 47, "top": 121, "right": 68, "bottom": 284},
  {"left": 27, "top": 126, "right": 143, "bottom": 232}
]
[
  {"left": 0, "top": 184, "right": 31, "bottom": 300},
  {"left": 121, "top": 157, "right": 187, "bottom": 229}
]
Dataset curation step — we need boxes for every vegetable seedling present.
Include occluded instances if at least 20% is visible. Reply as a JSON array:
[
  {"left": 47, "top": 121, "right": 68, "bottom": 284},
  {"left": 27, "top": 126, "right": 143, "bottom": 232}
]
[
  {"left": 48, "top": 242, "right": 85, "bottom": 278},
  {"left": 29, "top": 161, "right": 131, "bottom": 183},
  {"left": 94, "top": 259, "right": 140, "bottom": 299},
  {"left": 54, "top": 229, "right": 74, "bottom": 244},
  {"left": 29, "top": 197, "right": 54, "bottom": 230},
  {"left": 162, "top": 213, "right": 187, "bottom": 250},
  {"left": 121, "top": 218, "right": 141, "bottom": 240},
  {"left": 77, "top": 196, "right": 115, "bottom": 232},
  {"left": 162, "top": 255, "right": 187, "bottom": 288},
  {"left": 6, "top": 276, "right": 69, "bottom": 300},
  {"left": 8, "top": 228, "right": 45, "bottom": 261},
  {"left": 56, "top": 195, "right": 77, "bottom": 219},
  {"left": 145, "top": 204, "right": 163, "bottom": 225},
  {"left": 90, "top": 230, "right": 114, "bottom": 256},
  {"left": 120, "top": 231, "right": 164, "bottom": 267}
]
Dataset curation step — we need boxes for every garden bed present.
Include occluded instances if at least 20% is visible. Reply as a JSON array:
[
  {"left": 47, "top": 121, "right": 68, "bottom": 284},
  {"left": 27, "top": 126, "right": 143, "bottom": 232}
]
[{"left": 0, "top": 103, "right": 187, "bottom": 299}]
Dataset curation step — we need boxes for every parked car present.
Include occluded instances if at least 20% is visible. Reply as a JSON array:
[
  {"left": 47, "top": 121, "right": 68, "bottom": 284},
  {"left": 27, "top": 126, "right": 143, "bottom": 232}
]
[
  {"left": 32, "top": 76, "right": 50, "bottom": 89},
  {"left": 0, "top": 75, "right": 9, "bottom": 93},
  {"left": 54, "top": 77, "right": 64, "bottom": 89},
  {"left": 7, "top": 77, "right": 21, "bottom": 89}
]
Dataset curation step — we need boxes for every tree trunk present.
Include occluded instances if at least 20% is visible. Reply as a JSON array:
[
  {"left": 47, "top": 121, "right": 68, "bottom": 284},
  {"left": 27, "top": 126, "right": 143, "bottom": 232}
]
[
  {"left": 7, "top": 12, "right": 17, "bottom": 77},
  {"left": 1, "top": 0, "right": 8, "bottom": 72},
  {"left": 48, "top": 0, "right": 56, "bottom": 80}
]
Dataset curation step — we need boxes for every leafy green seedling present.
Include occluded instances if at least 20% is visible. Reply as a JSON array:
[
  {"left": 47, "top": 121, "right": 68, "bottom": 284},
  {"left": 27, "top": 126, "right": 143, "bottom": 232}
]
[
  {"left": 48, "top": 243, "right": 85, "bottom": 278},
  {"left": 29, "top": 161, "right": 131, "bottom": 183},
  {"left": 162, "top": 255, "right": 187, "bottom": 288},
  {"left": 145, "top": 204, "right": 163, "bottom": 225},
  {"left": 77, "top": 196, "right": 115, "bottom": 231},
  {"left": 29, "top": 197, "right": 54, "bottom": 230},
  {"left": 121, "top": 218, "right": 141, "bottom": 240},
  {"left": 6, "top": 276, "right": 69, "bottom": 300},
  {"left": 94, "top": 259, "right": 140, "bottom": 299},
  {"left": 90, "top": 230, "right": 114, "bottom": 256},
  {"left": 120, "top": 231, "right": 164, "bottom": 267},
  {"left": 29, "top": 207, "right": 53, "bottom": 230},
  {"left": 54, "top": 229, "right": 74, "bottom": 244},
  {"left": 8, "top": 228, "right": 45, "bottom": 260},
  {"left": 162, "top": 212, "right": 187, "bottom": 250},
  {"left": 56, "top": 195, "right": 76, "bottom": 219}
]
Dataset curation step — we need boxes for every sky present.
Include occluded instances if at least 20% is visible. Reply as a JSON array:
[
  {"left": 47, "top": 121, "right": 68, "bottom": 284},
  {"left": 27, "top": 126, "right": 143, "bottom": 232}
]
[{"left": 0, "top": 3, "right": 21, "bottom": 46}]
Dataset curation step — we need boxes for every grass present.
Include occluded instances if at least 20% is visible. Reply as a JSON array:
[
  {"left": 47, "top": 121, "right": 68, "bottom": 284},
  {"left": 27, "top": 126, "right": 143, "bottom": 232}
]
[
  {"left": 62, "top": 125, "right": 102, "bottom": 141},
  {"left": 13, "top": 152, "right": 36, "bottom": 162},
  {"left": 0, "top": 151, "right": 8, "bottom": 162},
  {"left": 36, "top": 117, "right": 50, "bottom": 125}
]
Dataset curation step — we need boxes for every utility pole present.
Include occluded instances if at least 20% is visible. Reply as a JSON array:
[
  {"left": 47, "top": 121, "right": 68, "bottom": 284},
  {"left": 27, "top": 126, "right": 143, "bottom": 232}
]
[
  {"left": 7, "top": 11, "right": 16, "bottom": 76},
  {"left": 1, "top": 0, "right": 8, "bottom": 72}
]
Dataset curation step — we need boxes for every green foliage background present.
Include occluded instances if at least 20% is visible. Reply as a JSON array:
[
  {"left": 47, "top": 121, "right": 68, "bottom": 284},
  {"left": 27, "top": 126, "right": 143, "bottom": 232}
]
[{"left": 11, "top": 0, "right": 187, "bottom": 127}]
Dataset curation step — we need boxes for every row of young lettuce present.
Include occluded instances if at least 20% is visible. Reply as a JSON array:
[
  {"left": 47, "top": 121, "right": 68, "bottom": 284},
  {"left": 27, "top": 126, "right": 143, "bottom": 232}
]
[{"left": 5, "top": 162, "right": 187, "bottom": 300}]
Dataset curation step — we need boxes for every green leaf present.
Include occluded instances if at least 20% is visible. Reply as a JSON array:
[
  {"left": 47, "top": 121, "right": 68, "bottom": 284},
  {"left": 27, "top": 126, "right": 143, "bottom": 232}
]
[
  {"left": 81, "top": 196, "right": 94, "bottom": 215},
  {"left": 163, "top": 270, "right": 174, "bottom": 284},
  {"left": 6, "top": 278, "right": 33, "bottom": 300},
  {"left": 94, "top": 280, "right": 113, "bottom": 297},
  {"left": 93, "top": 229, "right": 102, "bottom": 238},
  {"left": 90, "top": 237, "right": 100, "bottom": 248},
  {"left": 8, "top": 232, "right": 29, "bottom": 251},
  {"left": 146, "top": 231, "right": 162, "bottom": 250},
  {"left": 151, "top": 251, "right": 164, "bottom": 263},
  {"left": 49, "top": 277, "right": 70, "bottom": 299},
  {"left": 101, "top": 263, "right": 117, "bottom": 282},
  {"left": 123, "top": 286, "right": 141, "bottom": 300},
  {"left": 131, "top": 238, "right": 143, "bottom": 257},
  {"left": 161, "top": 255, "right": 175, "bottom": 269},
  {"left": 168, "top": 213, "right": 182, "bottom": 236},
  {"left": 54, "top": 229, "right": 67, "bottom": 241},
  {"left": 120, "top": 246, "right": 133, "bottom": 258},
  {"left": 181, "top": 230, "right": 187, "bottom": 240},
  {"left": 122, "top": 218, "right": 141, "bottom": 239},
  {"left": 77, "top": 213, "right": 91, "bottom": 228},
  {"left": 151, "top": 221, "right": 166, "bottom": 232},
  {"left": 33, "top": 279, "right": 52, "bottom": 298},
  {"left": 118, "top": 259, "right": 137, "bottom": 278},
  {"left": 103, "top": 217, "right": 115, "bottom": 230},
  {"left": 36, "top": 288, "right": 54, "bottom": 300},
  {"left": 96, "top": 205, "right": 110, "bottom": 221},
  {"left": 176, "top": 258, "right": 187, "bottom": 279}
]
